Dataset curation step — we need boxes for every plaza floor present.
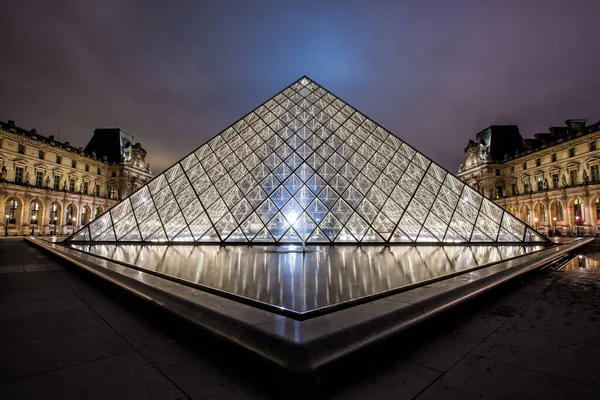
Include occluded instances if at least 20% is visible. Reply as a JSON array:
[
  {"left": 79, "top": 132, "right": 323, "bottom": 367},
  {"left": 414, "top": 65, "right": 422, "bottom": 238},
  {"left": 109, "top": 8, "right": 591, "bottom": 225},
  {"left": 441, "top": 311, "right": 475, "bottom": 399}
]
[{"left": 1, "top": 237, "right": 599, "bottom": 399}]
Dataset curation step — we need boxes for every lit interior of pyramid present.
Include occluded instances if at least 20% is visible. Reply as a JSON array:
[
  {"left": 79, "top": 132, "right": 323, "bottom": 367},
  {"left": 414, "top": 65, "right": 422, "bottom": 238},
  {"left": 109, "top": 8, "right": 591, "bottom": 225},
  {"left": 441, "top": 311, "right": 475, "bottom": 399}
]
[{"left": 67, "top": 76, "right": 549, "bottom": 244}]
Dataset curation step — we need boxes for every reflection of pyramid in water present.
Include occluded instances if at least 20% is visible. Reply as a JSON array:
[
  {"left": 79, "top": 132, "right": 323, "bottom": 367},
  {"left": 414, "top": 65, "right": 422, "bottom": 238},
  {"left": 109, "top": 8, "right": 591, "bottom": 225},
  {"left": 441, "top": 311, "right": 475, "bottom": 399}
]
[{"left": 67, "top": 76, "right": 549, "bottom": 244}]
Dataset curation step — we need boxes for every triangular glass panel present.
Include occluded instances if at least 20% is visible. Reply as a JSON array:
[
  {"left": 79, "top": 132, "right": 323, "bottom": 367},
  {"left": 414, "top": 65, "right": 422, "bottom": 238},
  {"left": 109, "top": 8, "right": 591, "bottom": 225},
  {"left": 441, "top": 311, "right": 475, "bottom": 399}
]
[
  {"left": 66, "top": 76, "right": 549, "bottom": 245},
  {"left": 307, "top": 227, "right": 328, "bottom": 242}
]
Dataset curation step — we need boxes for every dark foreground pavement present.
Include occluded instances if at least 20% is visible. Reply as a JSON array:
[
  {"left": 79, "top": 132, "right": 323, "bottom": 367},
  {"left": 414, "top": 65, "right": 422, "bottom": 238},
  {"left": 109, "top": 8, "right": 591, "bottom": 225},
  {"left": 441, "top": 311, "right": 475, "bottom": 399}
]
[{"left": 1, "top": 238, "right": 599, "bottom": 399}]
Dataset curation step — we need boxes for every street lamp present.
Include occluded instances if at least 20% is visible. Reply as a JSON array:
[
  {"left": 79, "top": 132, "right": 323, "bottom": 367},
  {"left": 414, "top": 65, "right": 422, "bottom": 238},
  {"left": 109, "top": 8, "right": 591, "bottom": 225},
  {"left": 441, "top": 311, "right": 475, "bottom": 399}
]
[
  {"left": 31, "top": 214, "right": 37, "bottom": 235},
  {"left": 553, "top": 217, "right": 557, "bottom": 235},
  {"left": 4, "top": 214, "right": 8, "bottom": 236},
  {"left": 575, "top": 215, "right": 580, "bottom": 236}
]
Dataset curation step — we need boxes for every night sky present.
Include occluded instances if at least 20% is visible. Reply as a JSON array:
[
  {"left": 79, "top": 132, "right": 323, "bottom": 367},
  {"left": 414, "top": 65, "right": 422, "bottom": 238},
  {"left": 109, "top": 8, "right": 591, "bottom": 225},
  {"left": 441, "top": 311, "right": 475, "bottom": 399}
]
[{"left": 2, "top": 0, "right": 600, "bottom": 174}]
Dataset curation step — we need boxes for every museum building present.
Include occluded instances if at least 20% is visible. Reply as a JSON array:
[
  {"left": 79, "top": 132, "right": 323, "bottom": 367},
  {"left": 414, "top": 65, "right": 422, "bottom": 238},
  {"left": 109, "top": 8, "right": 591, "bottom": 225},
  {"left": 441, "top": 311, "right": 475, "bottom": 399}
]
[
  {"left": 0, "top": 120, "right": 153, "bottom": 235},
  {"left": 457, "top": 119, "right": 600, "bottom": 236}
]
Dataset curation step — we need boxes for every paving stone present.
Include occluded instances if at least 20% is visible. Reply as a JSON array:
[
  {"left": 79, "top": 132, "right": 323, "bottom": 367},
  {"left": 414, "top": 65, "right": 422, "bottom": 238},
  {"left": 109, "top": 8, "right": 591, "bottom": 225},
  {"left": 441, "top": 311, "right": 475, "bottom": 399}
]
[
  {"left": 87, "top": 297, "right": 130, "bottom": 315},
  {"left": 472, "top": 327, "right": 600, "bottom": 387},
  {"left": 506, "top": 301, "right": 600, "bottom": 346},
  {"left": 0, "top": 296, "right": 88, "bottom": 321},
  {"left": 46, "top": 262, "right": 66, "bottom": 270},
  {"left": 103, "top": 310, "right": 155, "bottom": 336},
  {"left": 0, "top": 325, "right": 133, "bottom": 384},
  {"left": 0, "top": 271, "right": 65, "bottom": 291},
  {"left": 23, "top": 263, "right": 49, "bottom": 271},
  {"left": 125, "top": 330, "right": 196, "bottom": 370},
  {"left": 329, "top": 360, "right": 441, "bottom": 400},
  {"left": 163, "top": 358, "right": 267, "bottom": 400},
  {"left": 0, "top": 283, "right": 73, "bottom": 305},
  {"left": 0, "top": 266, "right": 23, "bottom": 273},
  {"left": 416, "top": 354, "right": 600, "bottom": 400},
  {"left": 404, "top": 331, "right": 482, "bottom": 372},
  {"left": 0, "top": 352, "right": 184, "bottom": 400},
  {"left": 55, "top": 274, "right": 110, "bottom": 301},
  {"left": 0, "top": 308, "right": 106, "bottom": 344}
]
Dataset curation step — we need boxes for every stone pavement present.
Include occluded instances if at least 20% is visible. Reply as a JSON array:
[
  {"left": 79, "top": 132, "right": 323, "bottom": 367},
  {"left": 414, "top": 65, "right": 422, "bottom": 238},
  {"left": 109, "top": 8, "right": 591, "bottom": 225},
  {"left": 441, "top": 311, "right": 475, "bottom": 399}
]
[{"left": 0, "top": 238, "right": 599, "bottom": 399}]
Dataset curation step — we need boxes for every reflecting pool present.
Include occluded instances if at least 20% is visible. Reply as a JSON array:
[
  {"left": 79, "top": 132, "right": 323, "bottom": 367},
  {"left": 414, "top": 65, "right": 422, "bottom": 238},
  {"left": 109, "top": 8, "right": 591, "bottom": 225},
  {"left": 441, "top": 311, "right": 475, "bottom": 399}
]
[{"left": 67, "top": 244, "right": 544, "bottom": 316}]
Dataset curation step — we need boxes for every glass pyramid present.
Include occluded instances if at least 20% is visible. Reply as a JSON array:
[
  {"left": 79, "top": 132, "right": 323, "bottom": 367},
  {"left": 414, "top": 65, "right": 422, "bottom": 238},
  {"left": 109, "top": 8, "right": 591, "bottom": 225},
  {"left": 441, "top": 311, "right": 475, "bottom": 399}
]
[{"left": 67, "top": 76, "right": 549, "bottom": 244}]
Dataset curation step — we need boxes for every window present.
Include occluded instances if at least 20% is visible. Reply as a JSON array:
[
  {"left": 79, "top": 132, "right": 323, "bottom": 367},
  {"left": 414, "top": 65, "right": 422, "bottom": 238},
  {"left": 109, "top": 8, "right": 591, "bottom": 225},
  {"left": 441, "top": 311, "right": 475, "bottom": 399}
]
[
  {"left": 111, "top": 171, "right": 117, "bottom": 177},
  {"left": 56, "top": 155, "right": 62, "bottom": 164},
  {"left": 71, "top": 160, "right": 76, "bottom": 168},
  {"left": 94, "top": 184, "right": 100, "bottom": 196},
  {"left": 53, "top": 175, "right": 60, "bottom": 190},
  {"left": 522, "top": 162, "right": 527, "bottom": 170},
  {"left": 495, "top": 168, "right": 500, "bottom": 176},
  {"left": 35, "top": 171, "right": 43, "bottom": 187},
  {"left": 66, "top": 204, "right": 74, "bottom": 225},
  {"left": 109, "top": 186, "right": 118, "bottom": 199},
  {"left": 7, "top": 199, "right": 18, "bottom": 224},
  {"left": 495, "top": 185, "right": 503, "bottom": 198},
  {"left": 510, "top": 166, "right": 515, "bottom": 174},
  {"left": 574, "top": 198, "right": 584, "bottom": 222},
  {"left": 38, "top": 150, "right": 44, "bottom": 160},
  {"left": 523, "top": 179, "right": 529, "bottom": 193},
  {"left": 49, "top": 203, "right": 58, "bottom": 225},
  {"left": 80, "top": 208, "right": 88, "bottom": 225},
  {"left": 591, "top": 141, "right": 597, "bottom": 151},
  {"left": 97, "top": 167, "right": 101, "bottom": 175},
  {"left": 551, "top": 153, "right": 557, "bottom": 162},
  {"left": 18, "top": 144, "right": 24, "bottom": 154},
  {"left": 570, "top": 170, "right": 577, "bottom": 186},
  {"left": 592, "top": 165, "right": 599, "bottom": 182},
  {"left": 94, "top": 207, "right": 101, "bottom": 219},
  {"left": 536, "top": 158, "right": 541, "bottom": 167},
  {"left": 540, "top": 204, "right": 546, "bottom": 223},
  {"left": 15, "top": 167, "right": 23, "bottom": 184},
  {"left": 85, "top": 164, "right": 89, "bottom": 172},
  {"left": 30, "top": 202, "right": 40, "bottom": 225},
  {"left": 83, "top": 182, "right": 89, "bottom": 194},
  {"left": 555, "top": 202, "right": 564, "bottom": 221},
  {"left": 552, "top": 173, "right": 559, "bottom": 189},
  {"left": 69, "top": 179, "right": 75, "bottom": 192},
  {"left": 569, "top": 147, "right": 576, "bottom": 157},
  {"left": 511, "top": 183, "right": 518, "bottom": 195},
  {"left": 536, "top": 176, "right": 543, "bottom": 191}
]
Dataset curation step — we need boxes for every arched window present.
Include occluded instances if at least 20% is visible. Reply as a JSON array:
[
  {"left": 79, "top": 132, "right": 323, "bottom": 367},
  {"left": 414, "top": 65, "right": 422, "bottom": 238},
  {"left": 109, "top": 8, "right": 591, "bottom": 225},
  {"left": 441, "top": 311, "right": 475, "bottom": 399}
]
[
  {"left": 109, "top": 185, "right": 118, "bottom": 199},
  {"left": 539, "top": 204, "right": 546, "bottom": 223},
  {"left": 94, "top": 207, "right": 102, "bottom": 219},
  {"left": 49, "top": 203, "right": 58, "bottom": 225},
  {"left": 30, "top": 202, "right": 40, "bottom": 225},
  {"left": 80, "top": 207, "right": 88, "bottom": 225},
  {"left": 574, "top": 198, "right": 584, "bottom": 222},
  {"left": 66, "top": 204, "right": 74, "bottom": 225},
  {"left": 6, "top": 199, "right": 18, "bottom": 224},
  {"left": 554, "top": 202, "right": 564, "bottom": 221}
]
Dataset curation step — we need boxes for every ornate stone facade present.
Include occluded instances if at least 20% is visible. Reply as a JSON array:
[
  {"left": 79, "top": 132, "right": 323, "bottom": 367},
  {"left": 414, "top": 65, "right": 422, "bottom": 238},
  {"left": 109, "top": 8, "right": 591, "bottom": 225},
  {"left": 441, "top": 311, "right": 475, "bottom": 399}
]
[
  {"left": 458, "top": 119, "right": 600, "bottom": 236},
  {"left": 0, "top": 120, "right": 153, "bottom": 235}
]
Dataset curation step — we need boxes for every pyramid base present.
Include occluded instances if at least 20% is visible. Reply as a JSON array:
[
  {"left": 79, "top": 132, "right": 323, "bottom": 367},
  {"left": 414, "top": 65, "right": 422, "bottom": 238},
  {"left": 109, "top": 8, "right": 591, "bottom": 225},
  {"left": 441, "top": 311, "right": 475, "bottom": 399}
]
[{"left": 26, "top": 236, "right": 592, "bottom": 373}]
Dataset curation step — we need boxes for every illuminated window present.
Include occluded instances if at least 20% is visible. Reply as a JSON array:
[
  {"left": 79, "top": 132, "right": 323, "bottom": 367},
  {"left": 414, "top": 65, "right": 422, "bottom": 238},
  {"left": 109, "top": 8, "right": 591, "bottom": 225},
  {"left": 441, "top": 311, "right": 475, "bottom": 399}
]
[
  {"left": 6, "top": 199, "right": 18, "bottom": 224},
  {"left": 49, "top": 203, "right": 58, "bottom": 225},
  {"left": 30, "top": 202, "right": 40, "bottom": 224}
]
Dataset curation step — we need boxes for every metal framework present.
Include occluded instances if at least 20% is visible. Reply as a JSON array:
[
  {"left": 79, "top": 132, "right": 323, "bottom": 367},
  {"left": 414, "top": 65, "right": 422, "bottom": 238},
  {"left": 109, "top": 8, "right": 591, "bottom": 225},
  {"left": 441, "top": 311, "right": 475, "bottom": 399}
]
[{"left": 67, "top": 76, "right": 549, "bottom": 244}]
